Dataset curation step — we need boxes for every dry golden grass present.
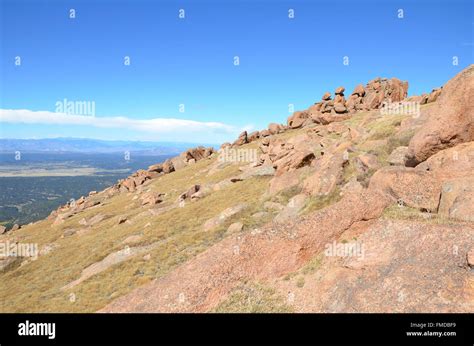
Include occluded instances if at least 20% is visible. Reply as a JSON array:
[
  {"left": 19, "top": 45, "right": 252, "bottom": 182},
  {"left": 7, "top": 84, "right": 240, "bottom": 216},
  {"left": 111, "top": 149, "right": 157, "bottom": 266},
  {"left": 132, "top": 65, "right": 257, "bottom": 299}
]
[
  {"left": 0, "top": 105, "right": 438, "bottom": 312},
  {"left": 0, "top": 154, "right": 271, "bottom": 312},
  {"left": 381, "top": 204, "right": 462, "bottom": 225},
  {"left": 213, "top": 281, "right": 294, "bottom": 313}
]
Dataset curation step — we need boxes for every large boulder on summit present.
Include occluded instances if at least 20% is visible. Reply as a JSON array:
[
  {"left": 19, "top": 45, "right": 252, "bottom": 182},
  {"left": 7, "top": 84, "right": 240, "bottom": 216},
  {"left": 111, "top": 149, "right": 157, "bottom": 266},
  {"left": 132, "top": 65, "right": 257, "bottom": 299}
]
[
  {"left": 247, "top": 131, "right": 260, "bottom": 142},
  {"left": 148, "top": 163, "right": 163, "bottom": 173},
  {"left": 121, "top": 178, "right": 137, "bottom": 192},
  {"left": 319, "top": 100, "right": 335, "bottom": 113},
  {"left": 287, "top": 111, "right": 309, "bottom": 129},
  {"left": 119, "top": 169, "right": 153, "bottom": 192},
  {"left": 352, "top": 84, "right": 366, "bottom": 97},
  {"left": 162, "top": 159, "right": 175, "bottom": 173},
  {"left": 388, "top": 78, "right": 409, "bottom": 102},
  {"left": 268, "top": 123, "right": 283, "bottom": 135},
  {"left": 344, "top": 85, "right": 366, "bottom": 112},
  {"left": 362, "top": 77, "right": 408, "bottom": 110},
  {"left": 427, "top": 88, "right": 442, "bottom": 103},
  {"left": 334, "top": 103, "right": 347, "bottom": 114},
  {"left": 407, "top": 65, "right": 474, "bottom": 165},
  {"left": 233, "top": 131, "right": 248, "bottom": 146},
  {"left": 182, "top": 146, "right": 214, "bottom": 162},
  {"left": 335, "top": 86, "right": 345, "bottom": 95}
]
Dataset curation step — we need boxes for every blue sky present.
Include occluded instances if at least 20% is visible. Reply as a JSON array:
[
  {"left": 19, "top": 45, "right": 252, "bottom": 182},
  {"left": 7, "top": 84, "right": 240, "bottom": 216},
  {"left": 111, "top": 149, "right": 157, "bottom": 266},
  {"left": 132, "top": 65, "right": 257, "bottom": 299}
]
[{"left": 0, "top": 0, "right": 472, "bottom": 144}]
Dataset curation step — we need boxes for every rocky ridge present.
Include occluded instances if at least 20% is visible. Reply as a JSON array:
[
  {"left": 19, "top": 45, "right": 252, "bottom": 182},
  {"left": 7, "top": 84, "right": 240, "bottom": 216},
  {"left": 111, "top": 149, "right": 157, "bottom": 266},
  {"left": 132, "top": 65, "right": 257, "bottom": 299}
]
[{"left": 1, "top": 65, "right": 473, "bottom": 313}]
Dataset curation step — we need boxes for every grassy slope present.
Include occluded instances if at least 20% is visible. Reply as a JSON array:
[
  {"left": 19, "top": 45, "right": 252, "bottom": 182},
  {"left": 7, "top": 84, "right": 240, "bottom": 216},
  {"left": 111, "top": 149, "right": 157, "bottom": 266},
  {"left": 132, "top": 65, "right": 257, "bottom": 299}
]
[
  {"left": 0, "top": 145, "right": 271, "bottom": 312},
  {"left": 0, "top": 108, "right": 430, "bottom": 312}
]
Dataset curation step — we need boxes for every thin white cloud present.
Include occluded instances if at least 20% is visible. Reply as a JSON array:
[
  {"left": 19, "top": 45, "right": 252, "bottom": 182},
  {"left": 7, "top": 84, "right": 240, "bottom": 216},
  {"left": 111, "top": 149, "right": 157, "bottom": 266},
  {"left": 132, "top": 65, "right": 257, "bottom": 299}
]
[{"left": 0, "top": 109, "right": 236, "bottom": 134}]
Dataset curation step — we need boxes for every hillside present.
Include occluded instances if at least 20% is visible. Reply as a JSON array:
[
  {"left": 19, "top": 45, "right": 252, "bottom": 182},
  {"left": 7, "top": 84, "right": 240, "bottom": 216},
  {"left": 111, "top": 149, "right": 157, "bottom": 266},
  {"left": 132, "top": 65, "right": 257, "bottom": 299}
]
[{"left": 1, "top": 66, "right": 473, "bottom": 313}]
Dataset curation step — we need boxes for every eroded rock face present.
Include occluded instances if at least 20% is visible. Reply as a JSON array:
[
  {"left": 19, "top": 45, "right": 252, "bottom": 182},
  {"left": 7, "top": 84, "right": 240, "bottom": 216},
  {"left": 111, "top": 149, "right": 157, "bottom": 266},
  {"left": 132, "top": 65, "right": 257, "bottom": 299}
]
[
  {"left": 260, "top": 133, "right": 319, "bottom": 176},
  {"left": 427, "top": 87, "right": 442, "bottom": 103},
  {"left": 407, "top": 65, "right": 474, "bottom": 165},
  {"left": 438, "top": 178, "right": 474, "bottom": 222},
  {"left": 371, "top": 141, "right": 474, "bottom": 216},
  {"left": 100, "top": 190, "right": 392, "bottom": 313},
  {"left": 276, "top": 219, "right": 474, "bottom": 313},
  {"left": 302, "top": 152, "right": 345, "bottom": 196},
  {"left": 369, "top": 167, "right": 441, "bottom": 211},
  {"left": 268, "top": 170, "right": 302, "bottom": 195},
  {"left": 417, "top": 141, "right": 474, "bottom": 174},
  {"left": 274, "top": 194, "right": 308, "bottom": 223}
]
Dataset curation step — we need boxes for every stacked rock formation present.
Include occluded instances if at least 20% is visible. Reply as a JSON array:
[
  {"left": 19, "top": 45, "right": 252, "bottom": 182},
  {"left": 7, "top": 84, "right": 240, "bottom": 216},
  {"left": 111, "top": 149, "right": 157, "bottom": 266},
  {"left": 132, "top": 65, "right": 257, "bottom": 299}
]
[{"left": 287, "top": 77, "right": 409, "bottom": 129}]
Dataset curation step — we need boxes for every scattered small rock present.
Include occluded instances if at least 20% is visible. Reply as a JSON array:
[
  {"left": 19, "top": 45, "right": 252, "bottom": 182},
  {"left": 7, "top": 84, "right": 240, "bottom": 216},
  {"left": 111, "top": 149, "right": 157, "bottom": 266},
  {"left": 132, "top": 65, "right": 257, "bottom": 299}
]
[
  {"left": 227, "top": 222, "right": 244, "bottom": 233},
  {"left": 118, "top": 216, "right": 127, "bottom": 225},
  {"left": 63, "top": 228, "right": 77, "bottom": 237},
  {"left": 467, "top": 248, "right": 474, "bottom": 268},
  {"left": 387, "top": 146, "right": 409, "bottom": 166}
]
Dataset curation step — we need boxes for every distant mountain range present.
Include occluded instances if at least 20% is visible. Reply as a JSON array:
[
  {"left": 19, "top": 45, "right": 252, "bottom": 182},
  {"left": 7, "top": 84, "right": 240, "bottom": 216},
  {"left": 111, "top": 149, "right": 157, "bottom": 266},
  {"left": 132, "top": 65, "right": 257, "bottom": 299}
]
[{"left": 0, "top": 138, "right": 218, "bottom": 155}]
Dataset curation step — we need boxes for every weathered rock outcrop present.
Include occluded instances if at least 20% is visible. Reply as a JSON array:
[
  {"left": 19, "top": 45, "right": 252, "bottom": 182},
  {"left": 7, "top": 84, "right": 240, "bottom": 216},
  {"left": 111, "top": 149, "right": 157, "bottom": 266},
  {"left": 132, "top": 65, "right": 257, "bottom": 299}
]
[
  {"left": 407, "top": 65, "right": 474, "bottom": 165},
  {"left": 233, "top": 131, "right": 248, "bottom": 146},
  {"left": 285, "top": 76, "right": 409, "bottom": 129},
  {"left": 371, "top": 141, "right": 474, "bottom": 218},
  {"left": 100, "top": 190, "right": 393, "bottom": 313},
  {"left": 257, "top": 133, "right": 319, "bottom": 176}
]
